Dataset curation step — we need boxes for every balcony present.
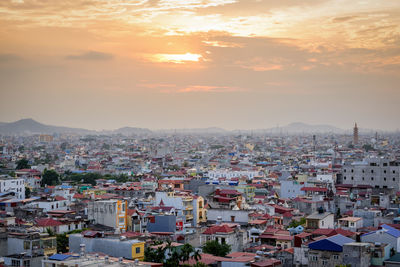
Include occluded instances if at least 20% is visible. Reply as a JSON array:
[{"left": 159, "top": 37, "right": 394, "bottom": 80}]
[
  {"left": 186, "top": 214, "right": 194, "bottom": 220},
  {"left": 185, "top": 205, "right": 193, "bottom": 210}
]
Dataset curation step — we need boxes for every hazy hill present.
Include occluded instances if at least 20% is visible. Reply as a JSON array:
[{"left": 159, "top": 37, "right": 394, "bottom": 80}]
[
  {"left": 0, "top": 119, "right": 93, "bottom": 135},
  {"left": 113, "top": 126, "right": 152, "bottom": 135},
  {"left": 159, "top": 127, "right": 228, "bottom": 134}
]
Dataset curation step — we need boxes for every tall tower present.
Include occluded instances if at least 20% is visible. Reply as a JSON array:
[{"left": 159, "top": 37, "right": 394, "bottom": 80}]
[{"left": 353, "top": 122, "right": 359, "bottom": 145}]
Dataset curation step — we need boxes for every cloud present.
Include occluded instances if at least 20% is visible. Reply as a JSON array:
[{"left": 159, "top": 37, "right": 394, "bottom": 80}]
[
  {"left": 66, "top": 51, "right": 114, "bottom": 61},
  {"left": 332, "top": 16, "right": 358, "bottom": 23},
  {"left": 176, "top": 85, "right": 243, "bottom": 93},
  {"left": 0, "top": 53, "right": 21, "bottom": 62}
]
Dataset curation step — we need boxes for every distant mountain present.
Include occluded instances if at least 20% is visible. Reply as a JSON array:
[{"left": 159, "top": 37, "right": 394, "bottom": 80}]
[
  {"left": 113, "top": 127, "right": 152, "bottom": 135},
  {"left": 267, "top": 122, "right": 345, "bottom": 134},
  {"left": 0, "top": 119, "right": 93, "bottom": 135},
  {"left": 158, "top": 127, "right": 228, "bottom": 134}
]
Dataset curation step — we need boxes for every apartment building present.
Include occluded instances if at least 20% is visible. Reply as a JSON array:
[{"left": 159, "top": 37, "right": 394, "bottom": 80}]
[
  {"left": 339, "top": 158, "right": 400, "bottom": 190},
  {"left": 88, "top": 200, "right": 127, "bottom": 232},
  {"left": 0, "top": 175, "right": 25, "bottom": 199}
]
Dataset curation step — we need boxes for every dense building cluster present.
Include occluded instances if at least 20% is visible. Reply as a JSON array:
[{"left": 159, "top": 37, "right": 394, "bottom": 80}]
[{"left": 0, "top": 129, "right": 400, "bottom": 266}]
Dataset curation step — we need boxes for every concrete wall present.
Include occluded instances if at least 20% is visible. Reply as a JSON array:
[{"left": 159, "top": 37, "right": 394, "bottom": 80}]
[
  {"left": 207, "top": 209, "right": 249, "bottom": 225},
  {"left": 69, "top": 234, "right": 143, "bottom": 260},
  {"left": 147, "top": 215, "right": 176, "bottom": 233},
  {"left": 343, "top": 243, "right": 371, "bottom": 267},
  {"left": 361, "top": 231, "right": 398, "bottom": 252}
]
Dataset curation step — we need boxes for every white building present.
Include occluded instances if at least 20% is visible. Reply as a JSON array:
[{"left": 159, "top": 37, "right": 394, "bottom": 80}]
[
  {"left": 0, "top": 175, "right": 25, "bottom": 199},
  {"left": 340, "top": 158, "right": 400, "bottom": 190},
  {"left": 338, "top": 217, "right": 363, "bottom": 232},
  {"left": 306, "top": 211, "right": 334, "bottom": 229},
  {"left": 27, "top": 196, "right": 69, "bottom": 212},
  {"left": 207, "top": 170, "right": 260, "bottom": 180},
  {"left": 87, "top": 199, "right": 127, "bottom": 232}
]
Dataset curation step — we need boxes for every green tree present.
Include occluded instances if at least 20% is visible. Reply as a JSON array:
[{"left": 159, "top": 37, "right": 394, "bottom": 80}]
[
  {"left": 336, "top": 208, "right": 341, "bottom": 218},
  {"left": 41, "top": 169, "right": 60, "bottom": 186},
  {"left": 46, "top": 227, "right": 55, "bottom": 236},
  {"left": 25, "top": 187, "right": 31, "bottom": 198},
  {"left": 144, "top": 241, "right": 200, "bottom": 266},
  {"left": 56, "top": 233, "right": 69, "bottom": 253},
  {"left": 144, "top": 246, "right": 166, "bottom": 263},
  {"left": 16, "top": 158, "right": 30, "bottom": 170},
  {"left": 60, "top": 142, "right": 68, "bottom": 150},
  {"left": 180, "top": 243, "right": 195, "bottom": 262},
  {"left": 192, "top": 263, "right": 208, "bottom": 267},
  {"left": 363, "top": 144, "right": 374, "bottom": 152},
  {"left": 202, "top": 240, "right": 231, "bottom": 257},
  {"left": 288, "top": 217, "right": 306, "bottom": 228}
]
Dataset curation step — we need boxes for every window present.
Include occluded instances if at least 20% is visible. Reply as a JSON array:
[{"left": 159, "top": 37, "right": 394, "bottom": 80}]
[
  {"left": 344, "top": 176, "right": 347, "bottom": 180},
  {"left": 231, "top": 216, "right": 235, "bottom": 222},
  {"left": 384, "top": 178, "right": 386, "bottom": 181},
  {"left": 384, "top": 170, "right": 387, "bottom": 173},
  {"left": 23, "top": 260, "right": 30, "bottom": 267},
  {"left": 333, "top": 255, "right": 339, "bottom": 260},
  {"left": 11, "top": 260, "right": 20, "bottom": 266},
  {"left": 322, "top": 260, "right": 328, "bottom": 266},
  {"left": 351, "top": 177, "right": 354, "bottom": 180},
  {"left": 394, "top": 170, "right": 396, "bottom": 174},
  {"left": 362, "top": 177, "right": 365, "bottom": 181},
  {"left": 351, "top": 169, "right": 354, "bottom": 173},
  {"left": 371, "top": 170, "right": 374, "bottom": 173},
  {"left": 310, "top": 255, "right": 318, "bottom": 261},
  {"left": 119, "top": 217, "right": 125, "bottom": 224},
  {"left": 221, "top": 237, "right": 226, "bottom": 244},
  {"left": 136, "top": 247, "right": 141, "bottom": 254},
  {"left": 394, "top": 178, "right": 396, "bottom": 181},
  {"left": 23, "top": 241, "right": 30, "bottom": 250},
  {"left": 344, "top": 169, "right": 346, "bottom": 173},
  {"left": 371, "top": 177, "right": 374, "bottom": 181}
]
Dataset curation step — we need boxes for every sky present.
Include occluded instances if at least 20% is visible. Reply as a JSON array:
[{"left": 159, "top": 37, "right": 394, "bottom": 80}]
[{"left": 0, "top": 0, "right": 399, "bottom": 131}]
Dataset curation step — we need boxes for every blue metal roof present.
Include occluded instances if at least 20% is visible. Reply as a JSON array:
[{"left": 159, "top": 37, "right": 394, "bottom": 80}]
[
  {"left": 362, "top": 224, "right": 400, "bottom": 238},
  {"left": 308, "top": 234, "right": 354, "bottom": 252},
  {"left": 382, "top": 224, "right": 400, "bottom": 238},
  {"left": 48, "top": 254, "right": 72, "bottom": 261}
]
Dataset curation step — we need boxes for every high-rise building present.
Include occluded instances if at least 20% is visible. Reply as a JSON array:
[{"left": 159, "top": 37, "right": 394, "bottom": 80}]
[{"left": 353, "top": 123, "right": 359, "bottom": 145}]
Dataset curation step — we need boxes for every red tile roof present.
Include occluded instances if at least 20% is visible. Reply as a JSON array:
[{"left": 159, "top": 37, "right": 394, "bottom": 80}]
[
  {"left": 54, "top": 196, "right": 67, "bottom": 201},
  {"left": 203, "top": 224, "right": 234, "bottom": 235},
  {"left": 36, "top": 218, "right": 63, "bottom": 227}
]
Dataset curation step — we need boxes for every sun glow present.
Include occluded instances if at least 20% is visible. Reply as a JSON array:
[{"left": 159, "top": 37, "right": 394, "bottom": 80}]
[{"left": 153, "top": 53, "right": 202, "bottom": 63}]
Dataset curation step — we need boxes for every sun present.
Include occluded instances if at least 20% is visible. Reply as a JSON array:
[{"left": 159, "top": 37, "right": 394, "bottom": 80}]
[{"left": 153, "top": 53, "right": 203, "bottom": 63}]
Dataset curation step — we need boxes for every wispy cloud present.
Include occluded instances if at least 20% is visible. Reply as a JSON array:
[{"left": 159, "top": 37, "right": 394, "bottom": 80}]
[
  {"left": 158, "top": 85, "right": 244, "bottom": 93},
  {"left": 66, "top": 51, "right": 113, "bottom": 61},
  {"left": 0, "top": 53, "right": 21, "bottom": 62}
]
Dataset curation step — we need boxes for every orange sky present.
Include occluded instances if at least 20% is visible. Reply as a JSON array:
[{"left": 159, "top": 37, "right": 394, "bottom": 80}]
[{"left": 0, "top": 0, "right": 399, "bottom": 130}]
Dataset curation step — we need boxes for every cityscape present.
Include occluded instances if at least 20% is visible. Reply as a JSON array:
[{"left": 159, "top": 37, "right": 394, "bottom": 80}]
[{"left": 1, "top": 1, "right": 400, "bottom": 267}]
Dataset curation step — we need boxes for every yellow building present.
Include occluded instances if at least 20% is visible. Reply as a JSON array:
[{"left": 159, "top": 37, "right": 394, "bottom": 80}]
[
  {"left": 131, "top": 241, "right": 145, "bottom": 260},
  {"left": 194, "top": 195, "right": 207, "bottom": 225},
  {"left": 236, "top": 185, "right": 256, "bottom": 203}
]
